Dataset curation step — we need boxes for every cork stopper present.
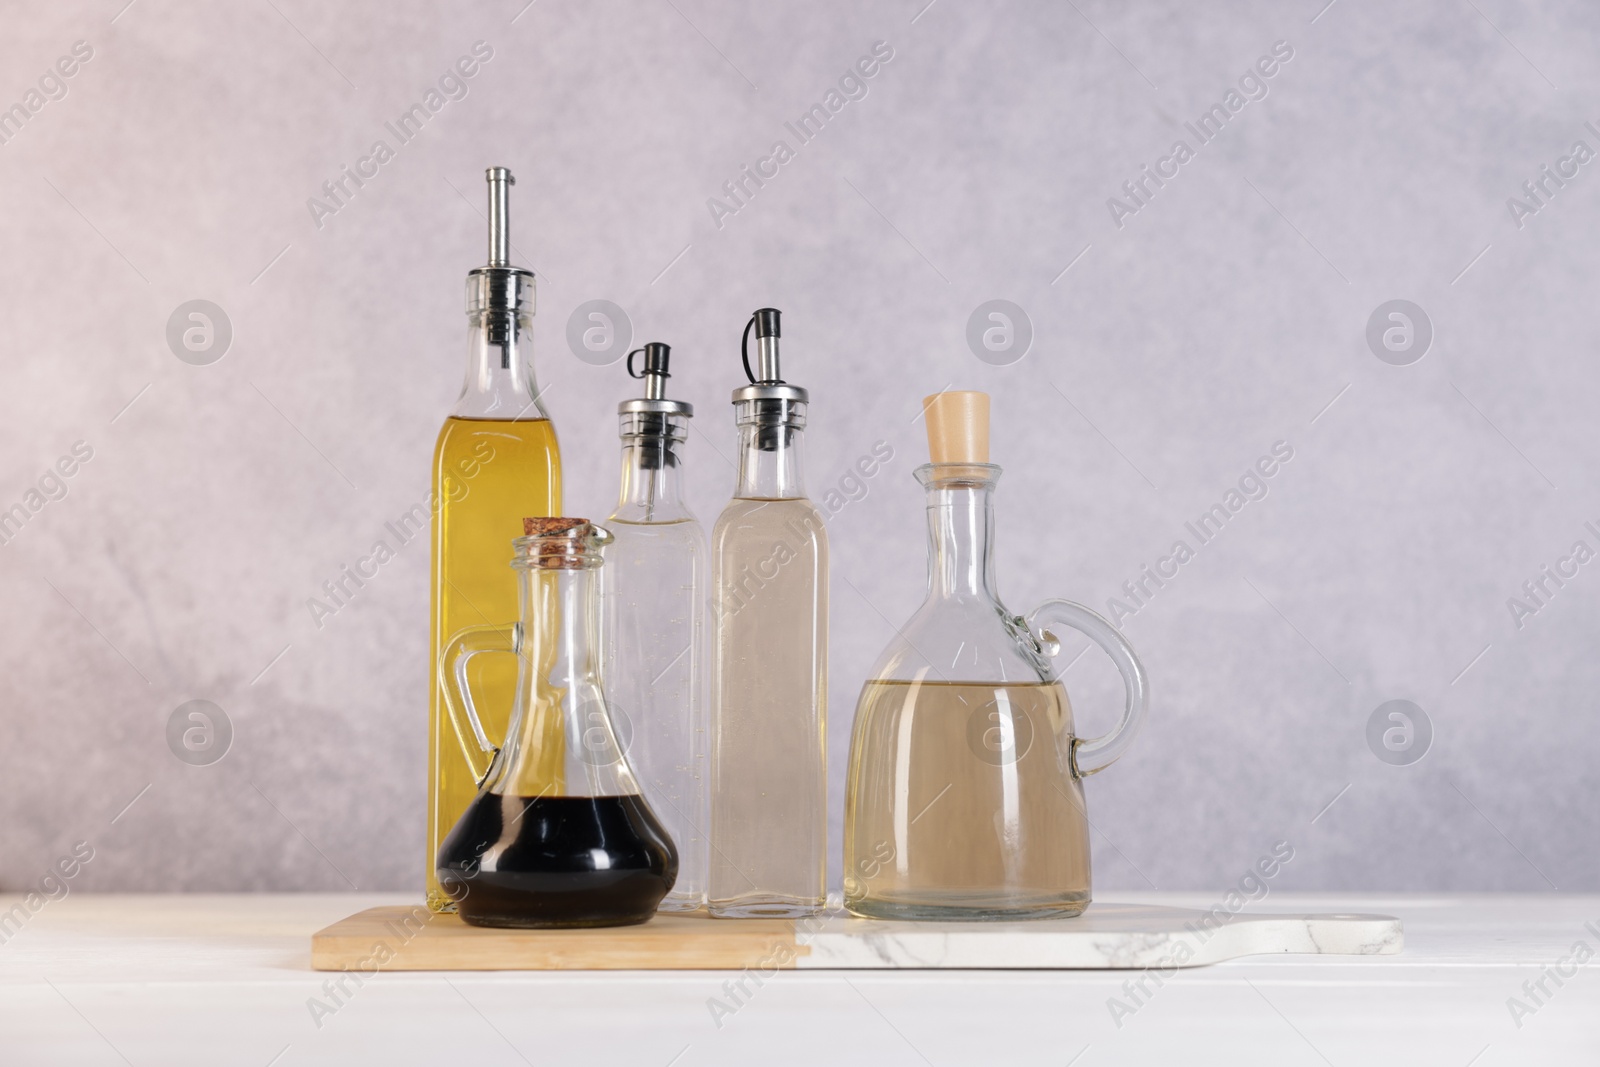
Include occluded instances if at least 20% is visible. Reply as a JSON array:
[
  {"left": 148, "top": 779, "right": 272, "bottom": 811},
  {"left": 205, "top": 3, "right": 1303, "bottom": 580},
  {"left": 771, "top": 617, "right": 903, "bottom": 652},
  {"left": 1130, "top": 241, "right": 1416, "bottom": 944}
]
[
  {"left": 922, "top": 391, "right": 990, "bottom": 464},
  {"left": 522, "top": 517, "right": 587, "bottom": 537},
  {"left": 517, "top": 517, "right": 603, "bottom": 570}
]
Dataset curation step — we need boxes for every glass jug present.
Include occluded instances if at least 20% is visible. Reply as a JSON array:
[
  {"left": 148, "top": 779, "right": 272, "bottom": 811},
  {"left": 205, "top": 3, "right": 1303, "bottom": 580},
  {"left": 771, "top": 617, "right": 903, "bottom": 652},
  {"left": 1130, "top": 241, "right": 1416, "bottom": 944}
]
[
  {"left": 843, "top": 392, "right": 1148, "bottom": 921},
  {"left": 436, "top": 518, "right": 677, "bottom": 928}
]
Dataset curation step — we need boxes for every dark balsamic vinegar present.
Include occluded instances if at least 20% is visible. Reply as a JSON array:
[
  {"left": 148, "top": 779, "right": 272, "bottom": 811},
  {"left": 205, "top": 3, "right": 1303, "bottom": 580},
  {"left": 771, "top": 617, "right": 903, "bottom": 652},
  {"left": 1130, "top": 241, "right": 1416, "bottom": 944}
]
[{"left": 436, "top": 793, "right": 678, "bottom": 928}]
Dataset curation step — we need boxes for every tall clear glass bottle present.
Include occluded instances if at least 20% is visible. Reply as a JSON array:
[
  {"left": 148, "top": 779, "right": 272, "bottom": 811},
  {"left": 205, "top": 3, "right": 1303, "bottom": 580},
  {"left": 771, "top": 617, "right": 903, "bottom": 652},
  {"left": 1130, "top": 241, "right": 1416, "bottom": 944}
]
[
  {"left": 427, "top": 168, "right": 561, "bottom": 912},
  {"left": 708, "top": 309, "right": 828, "bottom": 918},
  {"left": 602, "top": 342, "right": 708, "bottom": 912}
]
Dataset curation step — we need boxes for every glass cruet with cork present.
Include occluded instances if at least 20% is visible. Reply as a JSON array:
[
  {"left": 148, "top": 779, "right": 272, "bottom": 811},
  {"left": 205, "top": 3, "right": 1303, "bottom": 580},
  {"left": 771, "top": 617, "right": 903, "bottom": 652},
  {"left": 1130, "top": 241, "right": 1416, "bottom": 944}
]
[
  {"left": 602, "top": 342, "right": 708, "bottom": 913},
  {"left": 842, "top": 391, "right": 1149, "bottom": 921},
  {"left": 436, "top": 518, "right": 677, "bottom": 928}
]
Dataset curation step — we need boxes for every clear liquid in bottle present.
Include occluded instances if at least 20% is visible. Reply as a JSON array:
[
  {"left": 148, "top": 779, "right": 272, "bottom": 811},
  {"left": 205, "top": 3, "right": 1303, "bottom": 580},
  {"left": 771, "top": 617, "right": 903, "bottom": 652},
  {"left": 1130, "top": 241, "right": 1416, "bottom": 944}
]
[{"left": 709, "top": 497, "right": 828, "bottom": 915}]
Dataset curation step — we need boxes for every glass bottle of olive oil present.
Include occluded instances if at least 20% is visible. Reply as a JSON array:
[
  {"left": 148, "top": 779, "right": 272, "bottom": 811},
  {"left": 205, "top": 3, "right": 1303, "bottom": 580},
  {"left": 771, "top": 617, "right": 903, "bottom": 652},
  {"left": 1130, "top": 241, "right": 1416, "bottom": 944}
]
[{"left": 427, "top": 168, "right": 561, "bottom": 912}]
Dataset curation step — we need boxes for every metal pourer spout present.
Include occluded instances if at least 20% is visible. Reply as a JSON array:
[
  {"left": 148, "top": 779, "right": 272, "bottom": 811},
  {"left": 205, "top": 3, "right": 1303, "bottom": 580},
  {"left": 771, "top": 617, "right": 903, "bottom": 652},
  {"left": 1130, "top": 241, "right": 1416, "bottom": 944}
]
[
  {"left": 629, "top": 342, "right": 673, "bottom": 400},
  {"left": 732, "top": 308, "right": 807, "bottom": 453},
  {"left": 743, "top": 308, "right": 783, "bottom": 384},
  {"left": 467, "top": 166, "right": 535, "bottom": 368},
  {"left": 487, "top": 166, "right": 513, "bottom": 267},
  {"left": 619, "top": 342, "right": 692, "bottom": 477}
]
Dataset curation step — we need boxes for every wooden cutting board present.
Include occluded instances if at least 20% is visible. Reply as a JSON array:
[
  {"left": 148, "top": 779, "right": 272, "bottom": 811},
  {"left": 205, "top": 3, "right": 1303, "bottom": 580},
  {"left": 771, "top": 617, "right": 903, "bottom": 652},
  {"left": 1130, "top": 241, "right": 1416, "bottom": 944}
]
[{"left": 311, "top": 903, "right": 1402, "bottom": 971}]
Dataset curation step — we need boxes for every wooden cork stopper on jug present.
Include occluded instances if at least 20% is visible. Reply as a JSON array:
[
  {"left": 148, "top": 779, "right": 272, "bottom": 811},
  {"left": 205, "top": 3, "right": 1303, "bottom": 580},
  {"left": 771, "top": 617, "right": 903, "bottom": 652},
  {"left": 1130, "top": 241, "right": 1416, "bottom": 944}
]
[
  {"left": 520, "top": 517, "right": 602, "bottom": 570},
  {"left": 922, "top": 391, "right": 990, "bottom": 464},
  {"left": 523, "top": 517, "right": 587, "bottom": 537}
]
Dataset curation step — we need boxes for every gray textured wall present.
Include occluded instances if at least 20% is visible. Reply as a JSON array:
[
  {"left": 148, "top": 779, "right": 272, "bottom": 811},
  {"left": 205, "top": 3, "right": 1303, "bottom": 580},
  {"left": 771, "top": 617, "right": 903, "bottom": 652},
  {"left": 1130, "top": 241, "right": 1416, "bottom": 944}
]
[{"left": 2, "top": 0, "right": 1595, "bottom": 897}]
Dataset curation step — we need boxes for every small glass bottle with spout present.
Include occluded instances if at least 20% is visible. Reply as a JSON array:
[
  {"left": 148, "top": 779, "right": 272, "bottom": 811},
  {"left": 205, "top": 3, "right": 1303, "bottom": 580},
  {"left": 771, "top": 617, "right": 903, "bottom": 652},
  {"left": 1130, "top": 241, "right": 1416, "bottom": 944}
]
[
  {"left": 708, "top": 309, "right": 829, "bottom": 918},
  {"left": 843, "top": 392, "right": 1149, "bottom": 921},
  {"left": 602, "top": 342, "right": 708, "bottom": 913},
  {"left": 436, "top": 518, "right": 677, "bottom": 928}
]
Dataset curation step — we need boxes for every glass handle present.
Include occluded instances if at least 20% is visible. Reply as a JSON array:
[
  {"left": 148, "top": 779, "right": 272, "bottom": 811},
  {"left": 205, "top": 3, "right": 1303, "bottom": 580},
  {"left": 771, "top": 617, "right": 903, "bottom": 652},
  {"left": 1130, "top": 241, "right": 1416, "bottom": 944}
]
[
  {"left": 439, "top": 622, "right": 521, "bottom": 786},
  {"left": 1025, "top": 599, "right": 1149, "bottom": 779}
]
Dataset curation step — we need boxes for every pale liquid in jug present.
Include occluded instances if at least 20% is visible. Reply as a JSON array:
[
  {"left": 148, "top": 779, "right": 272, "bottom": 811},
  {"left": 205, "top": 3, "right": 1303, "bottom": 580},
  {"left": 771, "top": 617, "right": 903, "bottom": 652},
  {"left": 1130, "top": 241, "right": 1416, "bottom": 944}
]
[{"left": 843, "top": 679, "right": 1091, "bottom": 920}]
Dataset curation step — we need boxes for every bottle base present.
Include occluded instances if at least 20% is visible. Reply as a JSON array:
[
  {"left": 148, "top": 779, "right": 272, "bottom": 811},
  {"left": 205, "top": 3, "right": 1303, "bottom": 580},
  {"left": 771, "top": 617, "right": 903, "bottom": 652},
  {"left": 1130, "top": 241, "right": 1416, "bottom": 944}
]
[
  {"left": 708, "top": 895, "right": 824, "bottom": 919},
  {"left": 457, "top": 911, "right": 657, "bottom": 930},
  {"left": 657, "top": 893, "right": 707, "bottom": 914},
  {"left": 844, "top": 893, "right": 1090, "bottom": 922}
]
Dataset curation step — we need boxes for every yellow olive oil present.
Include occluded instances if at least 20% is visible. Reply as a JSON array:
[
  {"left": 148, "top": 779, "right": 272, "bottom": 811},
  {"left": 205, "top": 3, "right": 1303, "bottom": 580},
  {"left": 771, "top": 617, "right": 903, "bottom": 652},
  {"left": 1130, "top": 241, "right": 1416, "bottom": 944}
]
[{"left": 427, "top": 415, "right": 560, "bottom": 911}]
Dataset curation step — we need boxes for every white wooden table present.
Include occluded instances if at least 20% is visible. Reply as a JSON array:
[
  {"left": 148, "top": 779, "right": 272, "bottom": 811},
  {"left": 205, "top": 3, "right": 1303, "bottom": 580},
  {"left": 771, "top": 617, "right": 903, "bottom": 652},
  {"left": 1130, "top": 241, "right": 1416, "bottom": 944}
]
[{"left": 1, "top": 892, "right": 1595, "bottom": 1065}]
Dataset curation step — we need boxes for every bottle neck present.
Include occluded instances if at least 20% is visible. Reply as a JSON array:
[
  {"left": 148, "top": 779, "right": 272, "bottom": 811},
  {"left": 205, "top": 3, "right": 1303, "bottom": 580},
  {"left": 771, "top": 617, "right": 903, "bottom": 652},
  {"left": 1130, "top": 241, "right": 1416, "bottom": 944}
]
[
  {"left": 489, "top": 562, "right": 606, "bottom": 796},
  {"left": 614, "top": 434, "right": 691, "bottom": 522},
  {"left": 922, "top": 468, "right": 1001, "bottom": 602},
  {"left": 540, "top": 565, "right": 602, "bottom": 683},
  {"left": 735, "top": 422, "right": 807, "bottom": 499},
  {"left": 513, "top": 565, "right": 605, "bottom": 697},
  {"left": 452, "top": 310, "right": 547, "bottom": 420}
]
